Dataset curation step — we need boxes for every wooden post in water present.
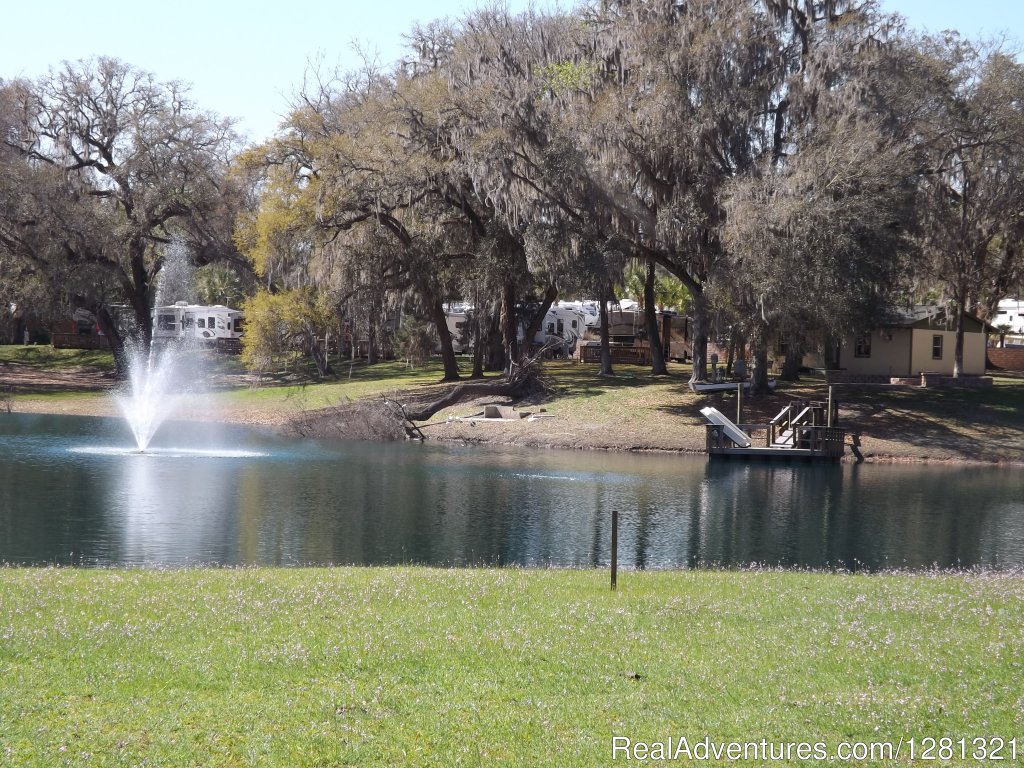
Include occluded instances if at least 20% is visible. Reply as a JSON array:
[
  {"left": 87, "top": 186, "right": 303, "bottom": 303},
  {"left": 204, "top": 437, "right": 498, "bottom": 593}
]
[
  {"left": 827, "top": 385, "right": 834, "bottom": 428},
  {"left": 736, "top": 382, "right": 743, "bottom": 426},
  {"left": 611, "top": 510, "right": 618, "bottom": 591}
]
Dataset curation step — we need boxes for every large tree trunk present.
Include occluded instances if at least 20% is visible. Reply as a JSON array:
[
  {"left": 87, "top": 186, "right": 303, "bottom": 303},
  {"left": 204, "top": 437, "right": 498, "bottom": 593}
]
[
  {"left": 486, "top": 313, "right": 504, "bottom": 372},
  {"left": 953, "top": 307, "right": 965, "bottom": 378},
  {"left": 688, "top": 289, "right": 709, "bottom": 383},
  {"left": 402, "top": 373, "right": 538, "bottom": 423},
  {"left": 366, "top": 303, "right": 379, "bottom": 366},
  {"left": 128, "top": 251, "right": 154, "bottom": 352},
  {"left": 427, "top": 296, "right": 460, "bottom": 382},
  {"left": 522, "top": 283, "right": 558, "bottom": 358},
  {"left": 471, "top": 308, "right": 485, "bottom": 379},
  {"left": 643, "top": 260, "right": 668, "bottom": 375},
  {"left": 95, "top": 305, "right": 128, "bottom": 377},
  {"left": 780, "top": 335, "right": 802, "bottom": 381},
  {"left": 748, "top": 320, "right": 771, "bottom": 395},
  {"left": 305, "top": 328, "right": 333, "bottom": 377},
  {"left": 500, "top": 279, "right": 518, "bottom": 375},
  {"left": 598, "top": 286, "right": 614, "bottom": 376}
]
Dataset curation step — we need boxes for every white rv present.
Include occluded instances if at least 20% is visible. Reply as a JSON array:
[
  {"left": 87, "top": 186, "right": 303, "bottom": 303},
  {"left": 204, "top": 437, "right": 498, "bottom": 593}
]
[
  {"left": 443, "top": 304, "right": 587, "bottom": 357},
  {"left": 533, "top": 305, "right": 587, "bottom": 356},
  {"left": 994, "top": 298, "right": 1024, "bottom": 336},
  {"left": 445, "top": 308, "right": 473, "bottom": 354},
  {"left": 152, "top": 302, "right": 245, "bottom": 343}
]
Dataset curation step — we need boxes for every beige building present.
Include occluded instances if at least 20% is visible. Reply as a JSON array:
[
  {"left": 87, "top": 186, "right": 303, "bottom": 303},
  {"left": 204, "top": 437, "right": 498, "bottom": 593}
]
[{"left": 834, "top": 306, "right": 990, "bottom": 378}]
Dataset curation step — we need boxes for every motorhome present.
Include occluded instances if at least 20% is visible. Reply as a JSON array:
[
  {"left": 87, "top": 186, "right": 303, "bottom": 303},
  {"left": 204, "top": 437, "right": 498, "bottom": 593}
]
[
  {"left": 568, "top": 303, "right": 691, "bottom": 361},
  {"left": 152, "top": 302, "right": 245, "bottom": 344}
]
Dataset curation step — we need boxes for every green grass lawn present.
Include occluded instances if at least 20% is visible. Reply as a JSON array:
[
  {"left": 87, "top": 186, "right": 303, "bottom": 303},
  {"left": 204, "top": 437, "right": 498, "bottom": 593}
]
[
  {"left": 222, "top": 360, "right": 458, "bottom": 408},
  {"left": 0, "top": 345, "right": 116, "bottom": 371},
  {"left": 1, "top": 567, "right": 1021, "bottom": 766}
]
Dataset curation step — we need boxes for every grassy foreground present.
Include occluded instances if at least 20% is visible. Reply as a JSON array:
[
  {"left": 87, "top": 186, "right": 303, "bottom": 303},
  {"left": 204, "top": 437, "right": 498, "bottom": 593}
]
[{"left": 2, "top": 568, "right": 1022, "bottom": 766}]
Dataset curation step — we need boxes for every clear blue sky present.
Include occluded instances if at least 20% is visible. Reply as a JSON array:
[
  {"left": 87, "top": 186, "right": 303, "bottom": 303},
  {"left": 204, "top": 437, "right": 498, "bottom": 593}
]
[{"left": 1, "top": 1, "right": 1019, "bottom": 144}]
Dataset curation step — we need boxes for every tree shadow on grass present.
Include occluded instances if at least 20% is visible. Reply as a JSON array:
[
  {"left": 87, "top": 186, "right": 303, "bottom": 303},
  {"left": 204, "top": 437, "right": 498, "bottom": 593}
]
[
  {"left": 832, "top": 382, "right": 1024, "bottom": 461},
  {"left": 544, "top": 362, "right": 683, "bottom": 400}
]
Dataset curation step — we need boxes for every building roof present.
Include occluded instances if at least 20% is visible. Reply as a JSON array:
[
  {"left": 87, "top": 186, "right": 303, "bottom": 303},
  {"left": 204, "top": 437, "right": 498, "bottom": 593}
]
[{"left": 880, "top": 305, "right": 994, "bottom": 332}]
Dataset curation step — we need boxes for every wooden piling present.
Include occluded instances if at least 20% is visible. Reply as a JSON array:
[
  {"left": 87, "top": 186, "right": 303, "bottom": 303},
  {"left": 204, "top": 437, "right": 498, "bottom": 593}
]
[{"left": 611, "top": 510, "right": 618, "bottom": 591}]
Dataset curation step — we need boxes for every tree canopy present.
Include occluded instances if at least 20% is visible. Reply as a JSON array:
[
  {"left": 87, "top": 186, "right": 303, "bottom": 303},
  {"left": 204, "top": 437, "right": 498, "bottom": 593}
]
[
  {"left": 1, "top": 4, "right": 1021, "bottom": 384},
  {"left": 0, "top": 58, "right": 240, "bottom": 367}
]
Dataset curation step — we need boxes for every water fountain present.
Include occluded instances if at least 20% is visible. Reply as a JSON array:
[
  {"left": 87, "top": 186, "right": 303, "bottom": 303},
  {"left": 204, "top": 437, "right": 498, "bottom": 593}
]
[
  {"left": 116, "top": 339, "right": 190, "bottom": 452},
  {"left": 113, "top": 241, "right": 197, "bottom": 452},
  {"left": 94, "top": 241, "right": 262, "bottom": 458}
]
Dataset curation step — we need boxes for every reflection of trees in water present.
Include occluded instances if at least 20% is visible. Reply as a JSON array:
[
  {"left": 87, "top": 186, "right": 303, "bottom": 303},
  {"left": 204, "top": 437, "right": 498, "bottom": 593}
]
[
  {"left": 0, "top": 438, "right": 108, "bottom": 565},
  {"left": 9, "top": 415, "right": 1023, "bottom": 570},
  {"left": 214, "top": 453, "right": 1024, "bottom": 570},
  {"left": 689, "top": 462, "right": 1023, "bottom": 570},
  {"left": 687, "top": 463, "right": 845, "bottom": 568}
]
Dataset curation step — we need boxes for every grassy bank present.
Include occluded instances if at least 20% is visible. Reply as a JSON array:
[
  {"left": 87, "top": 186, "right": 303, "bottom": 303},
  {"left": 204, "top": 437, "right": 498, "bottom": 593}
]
[
  {"left": 2, "top": 567, "right": 1022, "bottom": 766},
  {"left": 0, "top": 345, "right": 116, "bottom": 371}
]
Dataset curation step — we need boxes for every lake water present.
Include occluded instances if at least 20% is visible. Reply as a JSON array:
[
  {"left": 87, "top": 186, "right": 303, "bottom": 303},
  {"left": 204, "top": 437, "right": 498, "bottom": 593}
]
[{"left": 1, "top": 413, "right": 1023, "bottom": 570}]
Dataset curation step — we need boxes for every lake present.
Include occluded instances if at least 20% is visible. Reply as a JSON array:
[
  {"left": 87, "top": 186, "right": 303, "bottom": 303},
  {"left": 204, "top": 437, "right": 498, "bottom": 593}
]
[{"left": 1, "top": 413, "right": 1022, "bottom": 570}]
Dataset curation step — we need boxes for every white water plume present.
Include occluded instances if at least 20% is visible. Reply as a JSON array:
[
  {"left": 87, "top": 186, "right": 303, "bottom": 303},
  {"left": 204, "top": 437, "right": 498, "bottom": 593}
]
[
  {"left": 115, "top": 239, "right": 201, "bottom": 452},
  {"left": 116, "top": 340, "right": 191, "bottom": 451}
]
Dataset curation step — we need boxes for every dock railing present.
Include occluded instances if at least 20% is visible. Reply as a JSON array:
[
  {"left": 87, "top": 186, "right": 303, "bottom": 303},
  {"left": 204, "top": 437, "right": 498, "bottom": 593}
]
[
  {"left": 706, "top": 423, "right": 846, "bottom": 458},
  {"left": 768, "top": 399, "right": 838, "bottom": 444}
]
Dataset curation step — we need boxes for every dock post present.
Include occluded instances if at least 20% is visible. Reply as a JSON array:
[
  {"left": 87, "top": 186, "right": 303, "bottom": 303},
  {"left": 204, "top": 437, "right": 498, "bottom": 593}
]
[
  {"left": 827, "top": 385, "right": 834, "bottom": 428},
  {"left": 611, "top": 510, "right": 618, "bottom": 591},
  {"left": 736, "top": 382, "right": 743, "bottom": 426}
]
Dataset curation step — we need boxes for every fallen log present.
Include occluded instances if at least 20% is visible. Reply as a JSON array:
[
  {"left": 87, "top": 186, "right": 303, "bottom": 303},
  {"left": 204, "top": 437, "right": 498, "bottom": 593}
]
[{"left": 398, "top": 376, "right": 538, "bottom": 423}]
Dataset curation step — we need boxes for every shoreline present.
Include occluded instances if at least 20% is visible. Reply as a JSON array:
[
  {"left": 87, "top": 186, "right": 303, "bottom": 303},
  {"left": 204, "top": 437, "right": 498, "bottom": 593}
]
[
  {"left": 6, "top": 390, "right": 1024, "bottom": 466},
  {"left": 4, "top": 355, "right": 1023, "bottom": 465}
]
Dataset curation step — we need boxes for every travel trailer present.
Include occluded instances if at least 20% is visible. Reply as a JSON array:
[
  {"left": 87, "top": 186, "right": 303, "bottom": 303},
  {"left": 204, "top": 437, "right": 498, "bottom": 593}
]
[
  {"left": 444, "top": 304, "right": 588, "bottom": 357},
  {"left": 994, "top": 298, "right": 1024, "bottom": 336},
  {"left": 444, "top": 305, "right": 473, "bottom": 354},
  {"left": 152, "top": 302, "right": 245, "bottom": 344},
  {"left": 532, "top": 305, "right": 587, "bottom": 357}
]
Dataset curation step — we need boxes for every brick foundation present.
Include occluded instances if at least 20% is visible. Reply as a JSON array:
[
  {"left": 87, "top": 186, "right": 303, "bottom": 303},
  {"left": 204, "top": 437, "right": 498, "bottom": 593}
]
[{"left": 824, "top": 371, "right": 893, "bottom": 384}]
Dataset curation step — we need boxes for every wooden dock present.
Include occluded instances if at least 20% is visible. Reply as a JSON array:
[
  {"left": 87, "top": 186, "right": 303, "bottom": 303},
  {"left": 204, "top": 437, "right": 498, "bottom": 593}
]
[{"left": 703, "top": 399, "right": 846, "bottom": 462}]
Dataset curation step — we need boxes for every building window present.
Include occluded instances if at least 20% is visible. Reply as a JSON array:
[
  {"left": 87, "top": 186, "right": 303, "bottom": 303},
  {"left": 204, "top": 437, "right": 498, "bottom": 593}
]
[
  {"left": 776, "top": 332, "right": 789, "bottom": 356},
  {"left": 854, "top": 333, "right": 871, "bottom": 358},
  {"left": 932, "top": 334, "right": 943, "bottom": 360}
]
